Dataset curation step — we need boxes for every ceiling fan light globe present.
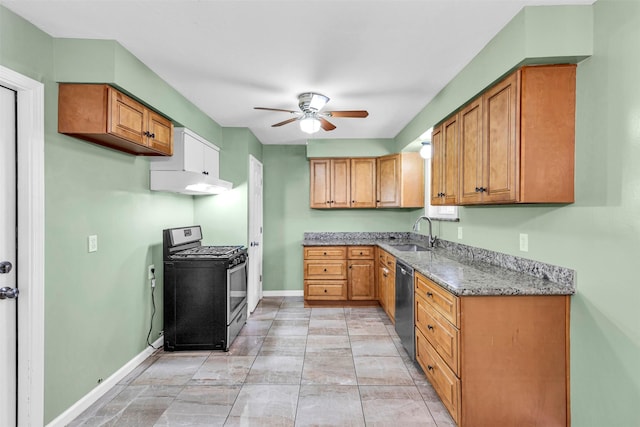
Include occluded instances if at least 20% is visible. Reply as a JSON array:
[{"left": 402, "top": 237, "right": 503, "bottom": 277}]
[
  {"left": 300, "top": 116, "right": 321, "bottom": 134},
  {"left": 420, "top": 142, "right": 432, "bottom": 159}
]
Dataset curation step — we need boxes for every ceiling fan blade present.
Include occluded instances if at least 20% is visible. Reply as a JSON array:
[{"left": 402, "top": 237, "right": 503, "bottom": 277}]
[
  {"left": 272, "top": 117, "right": 299, "bottom": 127},
  {"left": 255, "top": 107, "right": 299, "bottom": 114},
  {"left": 320, "top": 118, "right": 336, "bottom": 131},
  {"left": 325, "top": 110, "right": 369, "bottom": 118}
]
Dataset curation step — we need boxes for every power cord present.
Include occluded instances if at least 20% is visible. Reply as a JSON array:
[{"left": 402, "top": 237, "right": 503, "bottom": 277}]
[{"left": 146, "top": 267, "right": 160, "bottom": 350}]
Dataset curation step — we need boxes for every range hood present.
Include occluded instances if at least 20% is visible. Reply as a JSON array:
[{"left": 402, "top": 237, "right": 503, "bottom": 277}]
[
  {"left": 150, "top": 170, "right": 232, "bottom": 195},
  {"left": 149, "top": 127, "right": 233, "bottom": 196}
]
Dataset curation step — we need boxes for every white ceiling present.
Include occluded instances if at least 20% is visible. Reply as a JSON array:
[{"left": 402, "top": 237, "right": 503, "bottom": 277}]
[{"left": 2, "top": 0, "right": 592, "bottom": 145}]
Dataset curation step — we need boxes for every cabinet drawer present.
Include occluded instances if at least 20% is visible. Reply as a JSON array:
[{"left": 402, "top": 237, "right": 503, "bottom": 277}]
[
  {"left": 378, "top": 249, "right": 396, "bottom": 270},
  {"left": 347, "top": 246, "right": 375, "bottom": 259},
  {"left": 415, "top": 273, "right": 459, "bottom": 327},
  {"left": 416, "top": 292, "right": 459, "bottom": 375},
  {"left": 304, "top": 246, "right": 347, "bottom": 259},
  {"left": 304, "top": 260, "right": 347, "bottom": 280},
  {"left": 416, "top": 327, "right": 460, "bottom": 424},
  {"left": 305, "top": 280, "right": 347, "bottom": 300}
]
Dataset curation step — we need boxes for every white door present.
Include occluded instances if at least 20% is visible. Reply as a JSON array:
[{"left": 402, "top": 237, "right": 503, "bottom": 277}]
[
  {"left": 248, "top": 155, "right": 263, "bottom": 312},
  {"left": 0, "top": 85, "right": 18, "bottom": 426}
]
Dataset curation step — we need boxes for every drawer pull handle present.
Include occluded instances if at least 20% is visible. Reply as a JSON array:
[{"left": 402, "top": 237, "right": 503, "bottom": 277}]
[
  {"left": 426, "top": 292, "right": 433, "bottom": 298},
  {"left": 323, "top": 269, "right": 327, "bottom": 272},
  {"left": 427, "top": 365, "right": 434, "bottom": 371},
  {"left": 323, "top": 252, "right": 327, "bottom": 255},
  {"left": 427, "top": 324, "right": 434, "bottom": 331},
  {"left": 324, "top": 289, "right": 327, "bottom": 293},
  {"left": 359, "top": 252, "right": 363, "bottom": 255}
]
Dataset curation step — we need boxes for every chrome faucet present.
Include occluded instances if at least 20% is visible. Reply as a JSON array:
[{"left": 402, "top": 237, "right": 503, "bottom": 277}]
[{"left": 412, "top": 215, "right": 437, "bottom": 248}]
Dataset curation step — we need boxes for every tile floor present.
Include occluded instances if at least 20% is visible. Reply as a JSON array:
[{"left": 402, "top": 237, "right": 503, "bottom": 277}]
[{"left": 69, "top": 296, "right": 456, "bottom": 426}]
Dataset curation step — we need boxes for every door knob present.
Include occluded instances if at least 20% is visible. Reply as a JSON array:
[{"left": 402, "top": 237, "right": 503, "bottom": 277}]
[
  {"left": 0, "top": 286, "right": 19, "bottom": 300},
  {"left": 0, "top": 261, "right": 12, "bottom": 274}
]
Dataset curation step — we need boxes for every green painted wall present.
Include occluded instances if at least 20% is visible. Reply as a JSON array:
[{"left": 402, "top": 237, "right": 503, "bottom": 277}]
[
  {"left": 262, "top": 145, "right": 421, "bottom": 292},
  {"left": 395, "top": 5, "right": 593, "bottom": 149},
  {"left": 395, "top": 2, "right": 639, "bottom": 425},
  {"left": 306, "top": 138, "right": 396, "bottom": 158},
  {"left": 0, "top": 6, "right": 251, "bottom": 424}
]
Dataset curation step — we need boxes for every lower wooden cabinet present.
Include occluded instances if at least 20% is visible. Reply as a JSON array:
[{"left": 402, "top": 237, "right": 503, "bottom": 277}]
[
  {"left": 415, "top": 272, "right": 570, "bottom": 426},
  {"left": 377, "top": 248, "right": 396, "bottom": 322},
  {"left": 304, "top": 246, "right": 376, "bottom": 304}
]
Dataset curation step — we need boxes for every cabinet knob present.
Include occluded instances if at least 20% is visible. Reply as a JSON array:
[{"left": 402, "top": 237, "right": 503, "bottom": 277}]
[
  {"left": 427, "top": 324, "right": 434, "bottom": 331},
  {"left": 359, "top": 252, "right": 363, "bottom": 255},
  {"left": 480, "top": 187, "right": 487, "bottom": 192},
  {"left": 323, "top": 252, "right": 327, "bottom": 255},
  {"left": 349, "top": 265, "right": 352, "bottom": 269},
  {"left": 351, "top": 200, "right": 355, "bottom": 203},
  {"left": 427, "top": 365, "right": 434, "bottom": 371},
  {"left": 323, "top": 268, "right": 327, "bottom": 272},
  {"left": 149, "top": 133, "right": 155, "bottom": 139},
  {"left": 324, "top": 289, "right": 327, "bottom": 293},
  {"left": 475, "top": 187, "right": 480, "bottom": 193},
  {"left": 426, "top": 292, "right": 433, "bottom": 298}
]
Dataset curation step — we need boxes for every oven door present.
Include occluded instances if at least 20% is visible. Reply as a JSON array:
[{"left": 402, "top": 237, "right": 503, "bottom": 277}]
[{"left": 227, "top": 260, "right": 248, "bottom": 323}]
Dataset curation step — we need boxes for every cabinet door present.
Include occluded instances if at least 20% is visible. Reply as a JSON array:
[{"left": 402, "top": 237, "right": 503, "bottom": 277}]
[
  {"left": 202, "top": 144, "right": 220, "bottom": 178},
  {"left": 108, "top": 87, "right": 147, "bottom": 145},
  {"left": 441, "top": 114, "right": 459, "bottom": 205},
  {"left": 183, "top": 133, "right": 205, "bottom": 173},
  {"left": 331, "top": 158, "right": 351, "bottom": 208},
  {"left": 350, "top": 158, "right": 376, "bottom": 208},
  {"left": 147, "top": 110, "right": 173, "bottom": 155},
  {"left": 430, "top": 125, "right": 444, "bottom": 206},
  {"left": 310, "top": 159, "right": 332, "bottom": 208},
  {"left": 348, "top": 260, "right": 375, "bottom": 300},
  {"left": 377, "top": 154, "right": 400, "bottom": 207},
  {"left": 458, "top": 98, "right": 483, "bottom": 204},
  {"left": 483, "top": 71, "right": 519, "bottom": 203}
]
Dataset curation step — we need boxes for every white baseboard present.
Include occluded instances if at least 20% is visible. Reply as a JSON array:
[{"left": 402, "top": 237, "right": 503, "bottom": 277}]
[
  {"left": 45, "top": 336, "right": 164, "bottom": 427},
  {"left": 262, "top": 290, "right": 304, "bottom": 297}
]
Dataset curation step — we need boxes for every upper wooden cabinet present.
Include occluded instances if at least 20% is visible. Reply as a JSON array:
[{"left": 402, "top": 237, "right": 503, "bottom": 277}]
[
  {"left": 350, "top": 158, "right": 377, "bottom": 208},
  {"left": 431, "top": 115, "right": 459, "bottom": 206},
  {"left": 58, "top": 84, "right": 173, "bottom": 156},
  {"left": 376, "top": 152, "right": 425, "bottom": 208},
  {"left": 435, "top": 64, "right": 576, "bottom": 205},
  {"left": 310, "top": 154, "right": 423, "bottom": 209},
  {"left": 310, "top": 157, "right": 376, "bottom": 209}
]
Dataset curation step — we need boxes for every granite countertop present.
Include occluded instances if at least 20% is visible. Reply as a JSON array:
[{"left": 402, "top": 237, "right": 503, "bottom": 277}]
[{"left": 303, "top": 232, "right": 575, "bottom": 297}]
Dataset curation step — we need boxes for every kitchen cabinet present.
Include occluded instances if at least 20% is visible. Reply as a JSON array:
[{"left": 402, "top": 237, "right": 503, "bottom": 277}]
[
  {"left": 309, "top": 158, "right": 351, "bottom": 208},
  {"left": 310, "top": 158, "right": 376, "bottom": 209},
  {"left": 430, "top": 115, "right": 459, "bottom": 206},
  {"left": 414, "top": 272, "right": 569, "bottom": 426},
  {"left": 350, "top": 158, "right": 377, "bottom": 208},
  {"left": 304, "top": 246, "right": 377, "bottom": 304},
  {"left": 150, "top": 127, "right": 220, "bottom": 177},
  {"left": 58, "top": 83, "right": 173, "bottom": 156},
  {"left": 376, "top": 152, "right": 424, "bottom": 208},
  {"left": 377, "top": 248, "right": 396, "bottom": 322},
  {"left": 309, "top": 154, "right": 423, "bottom": 209},
  {"left": 347, "top": 246, "right": 375, "bottom": 300},
  {"left": 453, "top": 64, "right": 576, "bottom": 205}
]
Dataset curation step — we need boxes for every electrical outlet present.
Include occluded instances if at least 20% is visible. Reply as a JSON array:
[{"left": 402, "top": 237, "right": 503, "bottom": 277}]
[
  {"left": 88, "top": 235, "right": 98, "bottom": 252},
  {"left": 148, "top": 264, "right": 155, "bottom": 280},
  {"left": 519, "top": 233, "right": 529, "bottom": 252},
  {"left": 457, "top": 227, "right": 463, "bottom": 239}
]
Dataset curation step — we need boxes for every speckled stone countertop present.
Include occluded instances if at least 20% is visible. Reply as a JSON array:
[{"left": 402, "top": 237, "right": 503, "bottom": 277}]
[{"left": 302, "top": 232, "right": 575, "bottom": 296}]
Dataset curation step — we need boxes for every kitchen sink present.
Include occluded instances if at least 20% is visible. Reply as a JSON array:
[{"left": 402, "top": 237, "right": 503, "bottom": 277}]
[{"left": 390, "top": 244, "right": 430, "bottom": 252}]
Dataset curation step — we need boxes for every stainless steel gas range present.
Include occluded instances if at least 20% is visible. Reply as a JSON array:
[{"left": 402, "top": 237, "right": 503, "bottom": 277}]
[{"left": 162, "top": 225, "right": 248, "bottom": 351}]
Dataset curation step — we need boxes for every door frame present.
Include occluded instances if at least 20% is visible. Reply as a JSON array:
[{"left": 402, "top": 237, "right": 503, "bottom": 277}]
[
  {"left": 247, "top": 155, "right": 263, "bottom": 312},
  {"left": 0, "top": 65, "right": 45, "bottom": 426}
]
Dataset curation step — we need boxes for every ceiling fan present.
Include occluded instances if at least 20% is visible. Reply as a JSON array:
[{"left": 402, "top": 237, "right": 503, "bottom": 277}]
[{"left": 254, "top": 92, "right": 369, "bottom": 134}]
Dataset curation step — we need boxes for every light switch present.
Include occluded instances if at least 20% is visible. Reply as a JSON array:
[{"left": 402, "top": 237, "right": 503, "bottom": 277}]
[
  {"left": 88, "top": 235, "right": 98, "bottom": 252},
  {"left": 519, "top": 233, "right": 528, "bottom": 252}
]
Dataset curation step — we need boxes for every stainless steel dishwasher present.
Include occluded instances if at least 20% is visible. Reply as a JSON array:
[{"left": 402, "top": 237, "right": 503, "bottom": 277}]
[{"left": 395, "top": 260, "right": 415, "bottom": 360}]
